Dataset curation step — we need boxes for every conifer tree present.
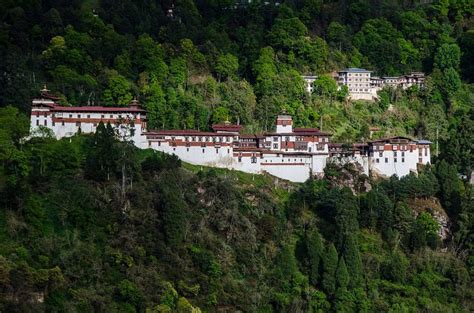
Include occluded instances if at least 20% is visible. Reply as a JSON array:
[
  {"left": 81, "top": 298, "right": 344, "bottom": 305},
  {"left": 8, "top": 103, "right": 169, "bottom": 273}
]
[
  {"left": 342, "top": 236, "right": 363, "bottom": 289},
  {"left": 336, "top": 257, "right": 349, "bottom": 291},
  {"left": 322, "top": 243, "right": 338, "bottom": 296},
  {"left": 306, "top": 230, "right": 323, "bottom": 286}
]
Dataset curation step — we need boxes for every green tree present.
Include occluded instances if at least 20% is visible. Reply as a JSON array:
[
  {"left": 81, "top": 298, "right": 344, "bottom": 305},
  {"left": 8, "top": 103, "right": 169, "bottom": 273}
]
[
  {"left": 306, "top": 230, "right": 323, "bottom": 286},
  {"left": 322, "top": 243, "right": 338, "bottom": 296},
  {"left": 215, "top": 53, "right": 239, "bottom": 82},
  {"left": 158, "top": 171, "right": 189, "bottom": 247},
  {"left": 336, "top": 257, "right": 349, "bottom": 291},
  {"left": 434, "top": 43, "right": 461, "bottom": 71},
  {"left": 102, "top": 70, "right": 133, "bottom": 106}
]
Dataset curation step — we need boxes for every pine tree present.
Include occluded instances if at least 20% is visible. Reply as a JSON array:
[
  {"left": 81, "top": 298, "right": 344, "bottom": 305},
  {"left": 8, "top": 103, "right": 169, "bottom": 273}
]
[
  {"left": 336, "top": 257, "right": 349, "bottom": 291},
  {"left": 306, "top": 230, "right": 324, "bottom": 286},
  {"left": 342, "top": 236, "right": 363, "bottom": 289},
  {"left": 322, "top": 243, "right": 338, "bottom": 296}
]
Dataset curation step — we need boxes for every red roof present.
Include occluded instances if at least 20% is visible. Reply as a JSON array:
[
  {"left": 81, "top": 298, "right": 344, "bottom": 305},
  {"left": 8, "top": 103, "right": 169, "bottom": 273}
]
[
  {"left": 212, "top": 124, "right": 242, "bottom": 132},
  {"left": 51, "top": 105, "right": 145, "bottom": 113},
  {"left": 293, "top": 127, "right": 320, "bottom": 133},
  {"left": 144, "top": 130, "right": 235, "bottom": 136}
]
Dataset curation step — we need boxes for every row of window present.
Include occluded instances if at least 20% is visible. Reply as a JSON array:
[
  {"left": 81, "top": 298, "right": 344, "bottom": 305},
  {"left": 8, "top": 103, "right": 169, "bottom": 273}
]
[
  {"left": 375, "top": 158, "right": 406, "bottom": 163},
  {"left": 348, "top": 73, "right": 369, "bottom": 77},
  {"left": 378, "top": 151, "right": 407, "bottom": 157},
  {"left": 35, "top": 113, "right": 138, "bottom": 119},
  {"left": 180, "top": 136, "right": 233, "bottom": 143}
]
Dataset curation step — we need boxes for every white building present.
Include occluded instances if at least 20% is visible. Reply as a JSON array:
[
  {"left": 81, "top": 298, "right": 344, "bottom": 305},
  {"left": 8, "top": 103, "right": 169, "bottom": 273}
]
[
  {"left": 29, "top": 90, "right": 431, "bottom": 182},
  {"left": 30, "top": 88, "right": 148, "bottom": 148},
  {"left": 329, "top": 137, "right": 432, "bottom": 178},
  {"left": 302, "top": 75, "right": 318, "bottom": 94},
  {"left": 337, "top": 68, "right": 373, "bottom": 100}
]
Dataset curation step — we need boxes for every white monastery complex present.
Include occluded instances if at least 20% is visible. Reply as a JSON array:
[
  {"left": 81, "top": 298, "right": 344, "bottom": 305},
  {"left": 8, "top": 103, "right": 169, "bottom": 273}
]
[{"left": 30, "top": 88, "right": 431, "bottom": 182}]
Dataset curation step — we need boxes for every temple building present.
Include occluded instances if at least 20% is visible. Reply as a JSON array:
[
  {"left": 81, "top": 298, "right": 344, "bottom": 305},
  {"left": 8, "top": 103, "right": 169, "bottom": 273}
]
[{"left": 29, "top": 89, "right": 431, "bottom": 182}]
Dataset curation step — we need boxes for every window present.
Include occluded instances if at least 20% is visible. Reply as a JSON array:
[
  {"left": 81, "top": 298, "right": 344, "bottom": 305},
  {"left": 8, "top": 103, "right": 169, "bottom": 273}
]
[
  {"left": 273, "top": 137, "right": 278, "bottom": 142},
  {"left": 78, "top": 114, "right": 81, "bottom": 118},
  {"left": 227, "top": 149, "right": 230, "bottom": 153},
  {"left": 158, "top": 142, "right": 161, "bottom": 146},
  {"left": 62, "top": 121, "right": 65, "bottom": 126},
  {"left": 402, "top": 158, "right": 405, "bottom": 163},
  {"left": 419, "top": 158, "right": 423, "bottom": 163},
  {"left": 285, "top": 136, "right": 289, "bottom": 142},
  {"left": 202, "top": 149, "right": 205, "bottom": 153},
  {"left": 379, "top": 152, "right": 383, "bottom": 157},
  {"left": 238, "top": 156, "right": 242, "bottom": 162},
  {"left": 36, "top": 120, "right": 39, "bottom": 126},
  {"left": 69, "top": 114, "right": 72, "bottom": 118},
  {"left": 43, "top": 120, "right": 47, "bottom": 126},
  {"left": 110, "top": 115, "right": 113, "bottom": 118},
  {"left": 273, "top": 143, "right": 278, "bottom": 149},
  {"left": 87, "top": 115, "right": 90, "bottom": 119},
  {"left": 376, "top": 158, "right": 379, "bottom": 163},
  {"left": 385, "top": 158, "right": 388, "bottom": 163},
  {"left": 394, "top": 151, "right": 397, "bottom": 157},
  {"left": 401, "top": 151, "right": 405, "bottom": 157},
  {"left": 187, "top": 148, "right": 189, "bottom": 152},
  {"left": 173, "top": 148, "right": 176, "bottom": 151},
  {"left": 425, "top": 148, "right": 428, "bottom": 156},
  {"left": 216, "top": 148, "right": 219, "bottom": 154},
  {"left": 394, "top": 158, "right": 397, "bottom": 163},
  {"left": 52, "top": 121, "right": 55, "bottom": 126},
  {"left": 251, "top": 157, "right": 257, "bottom": 163},
  {"left": 392, "top": 145, "right": 397, "bottom": 150},
  {"left": 101, "top": 115, "right": 104, "bottom": 118},
  {"left": 76, "top": 122, "right": 81, "bottom": 127}
]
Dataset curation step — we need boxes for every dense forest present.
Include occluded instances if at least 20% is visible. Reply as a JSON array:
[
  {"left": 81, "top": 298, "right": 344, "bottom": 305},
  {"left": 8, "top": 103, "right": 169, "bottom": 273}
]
[
  {"left": 0, "top": 107, "right": 473, "bottom": 311},
  {"left": 0, "top": 0, "right": 473, "bottom": 312}
]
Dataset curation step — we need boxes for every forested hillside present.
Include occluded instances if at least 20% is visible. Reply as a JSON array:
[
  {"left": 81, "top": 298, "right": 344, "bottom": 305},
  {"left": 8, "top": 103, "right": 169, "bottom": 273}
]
[
  {"left": 1, "top": 1, "right": 473, "bottom": 174},
  {"left": 0, "top": 107, "right": 473, "bottom": 312},
  {"left": 0, "top": 0, "right": 473, "bottom": 312}
]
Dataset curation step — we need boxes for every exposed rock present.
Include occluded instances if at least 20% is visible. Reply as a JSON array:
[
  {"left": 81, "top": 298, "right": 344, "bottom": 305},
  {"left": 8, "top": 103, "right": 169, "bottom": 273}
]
[{"left": 407, "top": 197, "right": 450, "bottom": 240}]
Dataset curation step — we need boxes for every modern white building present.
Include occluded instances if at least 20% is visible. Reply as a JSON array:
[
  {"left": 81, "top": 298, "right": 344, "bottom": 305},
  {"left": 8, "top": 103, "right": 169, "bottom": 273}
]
[
  {"left": 337, "top": 68, "right": 373, "bottom": 100},
  {"left": 305, "top": 70, "right": 426, "bottom": 101}
]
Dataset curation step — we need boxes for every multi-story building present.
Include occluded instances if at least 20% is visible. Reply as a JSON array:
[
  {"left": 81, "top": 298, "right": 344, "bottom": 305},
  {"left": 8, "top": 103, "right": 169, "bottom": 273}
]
[
  {"left": 144, "top": 113, "right": 331, "bottom": 182},
  {"left": 30, "top": 87, "right": 147, "bottom": 148},
  {"left": 302, "top": 75, "right": 318, "bottom": 94},
  {"left": 337, "top": 68, "right": 373, "bottom": 100},
  {"left": 29, "top": 89, "right": 431, "bottom": 182}
]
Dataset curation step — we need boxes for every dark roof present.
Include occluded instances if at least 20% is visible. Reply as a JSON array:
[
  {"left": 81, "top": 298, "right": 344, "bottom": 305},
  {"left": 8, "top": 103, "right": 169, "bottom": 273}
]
[
  {"left": 416, "top": 140, "right": 432, "bottom": 144},
  {"left": 339, "top": 68, "right": 372, "bottom": 73},
  {"left": 369, "top": 136, "right": 414, "bottom": 143}
]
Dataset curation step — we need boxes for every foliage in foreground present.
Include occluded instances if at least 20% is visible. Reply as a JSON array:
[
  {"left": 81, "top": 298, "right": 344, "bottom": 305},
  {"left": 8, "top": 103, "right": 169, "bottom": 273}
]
[{"left": 0, "top": 109, "right": 472, "bottom": 312}]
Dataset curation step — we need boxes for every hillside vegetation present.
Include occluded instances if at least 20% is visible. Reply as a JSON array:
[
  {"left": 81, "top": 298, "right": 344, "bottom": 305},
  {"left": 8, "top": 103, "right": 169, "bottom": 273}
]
[
  {"left": 0, "top": 107, "right": 473, "bottom": 312},
  {"left": 0, "top": 1, "right": 473, "bottom": 174},
  {"left": 0, "top": 0, "right": 473, "bottom": 312}
]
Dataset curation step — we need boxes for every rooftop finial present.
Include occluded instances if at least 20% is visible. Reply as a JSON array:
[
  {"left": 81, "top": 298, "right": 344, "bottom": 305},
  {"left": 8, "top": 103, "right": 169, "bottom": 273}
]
[
  {"left": 129, "top": 97, "right": 140, "bottom": 108},
  {"left": 41, "top": 84, "right": 49, "bottom": 93}
]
